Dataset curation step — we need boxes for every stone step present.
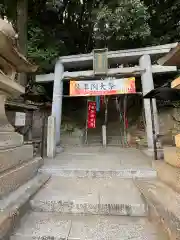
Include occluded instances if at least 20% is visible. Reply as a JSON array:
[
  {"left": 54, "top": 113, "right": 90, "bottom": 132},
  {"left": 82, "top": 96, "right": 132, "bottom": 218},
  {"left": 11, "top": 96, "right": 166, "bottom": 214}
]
[
  {"left": 85, "top": 135, "right": 124, "bottom": 143},
  {"left": 135, "top": 179, "right": 180, "bottom": 240},
  {"left": 59, "top": 146, "right": 145, "bottom": 154},
  {"left": 0, "top": 145, "right": 33, "bottom": 173},
  {"left": 0, "top": 132, "right": 23, "bottom": 150},
  {"left": 10, "top": 212, "right": 168, "bottom": 240},
  {"left": 0, "top": 174, "right": 50, "bottom": 239},
  {"left": 61, "top": 136, "right": 83, "bottom": 146},
  {"left": 0, "top": 157, "right": 43, "bottom": 198},
  {"left": 40, "top": 157, "right": 156, "bottom": 179},
  {"left": 39, "top": 165, "right": 156, "bottom": 178},
  {"left": 153, "top": 160, "right": 180, "bottom": 193},
  {"left": 40, "top": 148, "right": 156, "bottom": 178},
  {"left": 30, "top": 177, "right": 147, "bottom": 216}
]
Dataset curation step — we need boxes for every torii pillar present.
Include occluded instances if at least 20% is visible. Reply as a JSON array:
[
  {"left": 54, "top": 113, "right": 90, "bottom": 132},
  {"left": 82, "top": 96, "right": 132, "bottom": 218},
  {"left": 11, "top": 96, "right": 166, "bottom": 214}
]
[
  {"left": 47, "top": 60, "right": 64, "bottom": 158},
  {"left": 51, "top": 60, "right": 64, "bottom": 146},
  {"left": 139, "top": 55, "right": 159, "bottom": 150}
]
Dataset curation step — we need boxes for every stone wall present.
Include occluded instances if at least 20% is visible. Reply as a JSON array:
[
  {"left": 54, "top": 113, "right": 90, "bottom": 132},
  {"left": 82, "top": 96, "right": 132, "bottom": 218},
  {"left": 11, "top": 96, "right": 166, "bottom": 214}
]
[
  {"left": 32, "top": 109, "right": 50, "bottom": 139},
  {"left": 158, "top": 107, "right": 180, "bottom": 145},
  {"left": 5, "top": 103, "right": 180, "bottom": 148},
  {"left": 6, "top": 108, "right": 50, "bottom": 141}
]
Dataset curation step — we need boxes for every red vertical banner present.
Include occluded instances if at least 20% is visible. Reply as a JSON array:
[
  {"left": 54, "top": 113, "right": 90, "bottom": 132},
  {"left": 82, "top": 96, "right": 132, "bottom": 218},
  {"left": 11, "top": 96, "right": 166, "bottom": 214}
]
[{"left": 87, "top": 101, "right": 96, "bottom": 128}]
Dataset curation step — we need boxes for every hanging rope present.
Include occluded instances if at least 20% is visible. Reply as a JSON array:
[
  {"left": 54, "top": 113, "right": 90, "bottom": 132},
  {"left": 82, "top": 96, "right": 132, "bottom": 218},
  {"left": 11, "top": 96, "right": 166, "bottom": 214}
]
[
  {"left": 96, "top": 96, "right": 100, "bottom": 112},
  {"left": 115, "top": 96, "right": 125, "bottom": 147},
  {"left": 123, "top": 95, "right": 129, "bottom": 146},
  {"left": 104, "top": 96, "right": 108, "bottom": 125}
]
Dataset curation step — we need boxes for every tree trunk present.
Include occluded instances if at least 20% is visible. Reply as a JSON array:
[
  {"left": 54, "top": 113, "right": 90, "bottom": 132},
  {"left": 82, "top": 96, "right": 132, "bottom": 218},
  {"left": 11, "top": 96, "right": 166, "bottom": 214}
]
[{"left": 17, "top": 0, "right": 27, "bottom": 87}]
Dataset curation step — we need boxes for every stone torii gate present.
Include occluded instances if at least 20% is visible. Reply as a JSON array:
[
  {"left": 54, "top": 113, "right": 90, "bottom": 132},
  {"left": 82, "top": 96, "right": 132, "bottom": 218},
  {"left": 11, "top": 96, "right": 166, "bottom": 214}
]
[{"left": 36, "top": 44, "right": 178, "bottom": 156}]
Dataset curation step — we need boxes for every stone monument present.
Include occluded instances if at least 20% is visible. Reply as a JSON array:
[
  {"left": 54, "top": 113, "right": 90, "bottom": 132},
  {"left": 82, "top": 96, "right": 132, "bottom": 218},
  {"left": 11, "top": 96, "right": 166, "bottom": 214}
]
[{"left": 0, "top": 18, "right": 49, "bottom": 239}]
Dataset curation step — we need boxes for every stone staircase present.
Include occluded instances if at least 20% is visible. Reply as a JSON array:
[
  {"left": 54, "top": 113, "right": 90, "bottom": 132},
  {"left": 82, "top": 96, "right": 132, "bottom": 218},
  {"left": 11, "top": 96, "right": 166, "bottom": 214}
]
[
  {"left": 0, "top": 143, "right": 50, "bottom": 239},
  {"left": 135, "top": 179, "right": 179, "bottom": 240},
  {"left": 0, "top": 17, "right": 50, "bottom": 240},
  {"left": 9, "top": 147, "right": 169, "bottom": 239},
  {"left": 84, "top": 135, "right": 128, "bottom": 146},
  {"left": 60, "top": 115, "right": 131, "bottom": 147},
  {"left": 135, "top": 160, "right": 180, "bottom": 240},
  {"left": 83, "top": 127, "right": 129, "bottom": 147},
  {"left": 0, "top": 145, "right": 43, "bottom": 198}
]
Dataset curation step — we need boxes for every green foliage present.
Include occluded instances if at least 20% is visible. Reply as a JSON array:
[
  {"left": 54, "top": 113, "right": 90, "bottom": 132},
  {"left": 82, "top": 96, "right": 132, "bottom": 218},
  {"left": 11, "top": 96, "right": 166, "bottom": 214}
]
[
  {"left": 93, "top": 0, "right": 151, "bottom": 49},
  {"left": 143, "top": 0, "right": 180, "bottom": 45},
  {"left": 0, "top": 0, "right": 16, "bottom": 19},
  {"left": 1, "top": 0, "right": 180, "bottom": 71},
  {"left": 27, "top": 21, "right": 63, "bottom": 71}
]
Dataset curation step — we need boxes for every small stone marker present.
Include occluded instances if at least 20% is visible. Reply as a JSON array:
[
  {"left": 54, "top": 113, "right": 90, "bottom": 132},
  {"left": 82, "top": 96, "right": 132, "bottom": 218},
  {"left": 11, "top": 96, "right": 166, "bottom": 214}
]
[
  {"left": 102, "top": 125, "right": 107, "bottom": 147},
  {"left": 175, "top": 134, "right": 180, "bottom": 148},
  {"left": 15, "top": 112, "right": 26, "bottom": 126},
  {"left": 47, "top": 115, "right": 56, "bottom": 158}
]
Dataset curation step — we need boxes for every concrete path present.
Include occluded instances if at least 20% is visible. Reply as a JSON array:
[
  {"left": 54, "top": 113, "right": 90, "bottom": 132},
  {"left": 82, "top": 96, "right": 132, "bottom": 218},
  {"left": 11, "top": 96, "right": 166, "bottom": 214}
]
[{"left": 10, "top": 147, "right": 168, "bottom": 239}]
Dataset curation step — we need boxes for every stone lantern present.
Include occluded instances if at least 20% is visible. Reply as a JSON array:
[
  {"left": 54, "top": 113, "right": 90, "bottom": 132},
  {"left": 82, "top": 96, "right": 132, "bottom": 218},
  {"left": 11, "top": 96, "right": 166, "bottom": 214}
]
[
  {"left": 0, "top": 18, "right": 37, "bottom": 149},
  {"left": 0, "top": 19, "right": 49, "bottom": 239}
]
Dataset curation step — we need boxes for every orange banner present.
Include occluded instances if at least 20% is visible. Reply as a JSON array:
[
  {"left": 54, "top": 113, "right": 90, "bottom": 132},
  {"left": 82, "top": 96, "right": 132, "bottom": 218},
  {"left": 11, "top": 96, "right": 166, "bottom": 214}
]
[{"left": 70, "top": 77, "right": 136, "bottom": 96}]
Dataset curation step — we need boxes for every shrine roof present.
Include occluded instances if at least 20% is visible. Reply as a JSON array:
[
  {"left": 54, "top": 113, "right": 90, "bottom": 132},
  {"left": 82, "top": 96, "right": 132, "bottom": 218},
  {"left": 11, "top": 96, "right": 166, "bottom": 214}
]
[
  {"left": 157, "top": 43, "right": 180, "bottom": 67},
  {"left": 59, "top": 43, "right": 178, "bottom": 70},
  {"left": 5, "top": 101, "right": 38, "bottom": 110}
]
